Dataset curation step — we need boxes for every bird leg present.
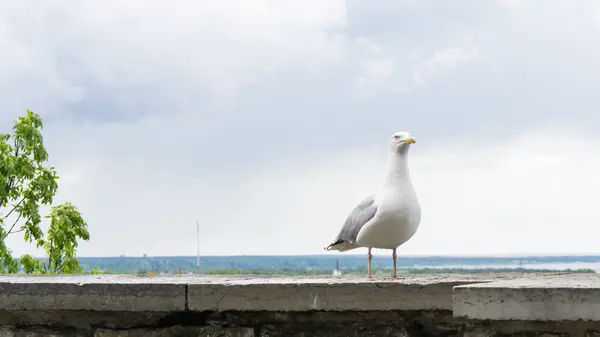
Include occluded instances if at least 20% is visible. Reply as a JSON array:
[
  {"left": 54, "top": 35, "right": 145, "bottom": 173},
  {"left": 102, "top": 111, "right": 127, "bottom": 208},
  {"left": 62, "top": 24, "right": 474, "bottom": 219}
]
[
  {"left": 392, "top": 248, "right": 397, "bottom": 278},
  {"left": 367, "top": 247, "right": 373, "bottom": 279}
]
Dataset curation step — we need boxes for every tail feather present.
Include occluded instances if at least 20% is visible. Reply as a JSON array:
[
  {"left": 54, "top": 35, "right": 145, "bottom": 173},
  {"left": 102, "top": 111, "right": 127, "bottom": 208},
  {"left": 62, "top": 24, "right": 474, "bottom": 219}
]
[
  {"left": 325, "top": 239, "right": 358, "bottom": 252},
  {"left": 325, "top": 239, "right": 344, "bottom": 251}
]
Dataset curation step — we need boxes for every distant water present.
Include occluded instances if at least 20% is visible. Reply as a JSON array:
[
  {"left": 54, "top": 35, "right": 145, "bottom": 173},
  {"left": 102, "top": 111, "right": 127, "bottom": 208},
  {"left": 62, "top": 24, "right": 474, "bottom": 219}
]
[
  {"left": 412, "top": 262, "right": 600, "bottom": 271},
  {"left": 76, "top": 255, "right": 600, "bottom": 272}
]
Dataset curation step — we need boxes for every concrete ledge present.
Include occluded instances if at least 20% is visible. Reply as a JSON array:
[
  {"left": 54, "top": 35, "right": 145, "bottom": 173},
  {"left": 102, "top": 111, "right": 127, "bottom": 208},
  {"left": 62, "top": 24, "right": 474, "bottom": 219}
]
[
  {"left": 0, "top": 275, "right": 491, "bottom": 312},
  {"left": 1, "top": 274, "right": 600, "bottom": 335},
  {"left": 186, "top": 275, "right": 489, "bottom": 311},
  {"left": 1, "top": 273, "right": 596, "bottom": 320},
  {"left": 453, "top": 274, "right": 600, "bottom": 321},
  {"left": 0, "top": 275, "right": 187, "bottom": 311}
]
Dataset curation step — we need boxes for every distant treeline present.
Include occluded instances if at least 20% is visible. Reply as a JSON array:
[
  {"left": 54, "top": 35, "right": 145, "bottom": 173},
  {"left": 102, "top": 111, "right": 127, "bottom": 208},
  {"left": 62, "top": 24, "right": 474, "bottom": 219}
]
[
  {"left": 199, "top": 267, "right": 595, "bottom": 276},
  {"left": 67, "top": 255, "right": 600, "bottom": 275}
]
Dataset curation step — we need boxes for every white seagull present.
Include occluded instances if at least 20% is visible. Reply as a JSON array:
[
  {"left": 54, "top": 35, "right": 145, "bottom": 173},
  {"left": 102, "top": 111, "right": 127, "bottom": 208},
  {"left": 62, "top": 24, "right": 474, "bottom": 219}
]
[{"left": 325, "top": 131, "right": 421, "bottom": 279}]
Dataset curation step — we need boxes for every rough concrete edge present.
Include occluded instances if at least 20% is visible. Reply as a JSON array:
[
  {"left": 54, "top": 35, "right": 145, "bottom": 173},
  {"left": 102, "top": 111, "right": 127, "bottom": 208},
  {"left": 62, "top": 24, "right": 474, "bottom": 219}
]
[
  {"left": 0, "top": 282, "right": 188, "bottom": 312},
  {"left": 187, "top": 279, "right": 493, "bottom": 312},
  {"left": 452, "top": 281, "right": 497, "bottom": 319},
  {"left": 0, "top": 276, "right": 504, "bottom": 314},
  {"left": 452, "top": 280, "right": 600, "bottom": 322}
]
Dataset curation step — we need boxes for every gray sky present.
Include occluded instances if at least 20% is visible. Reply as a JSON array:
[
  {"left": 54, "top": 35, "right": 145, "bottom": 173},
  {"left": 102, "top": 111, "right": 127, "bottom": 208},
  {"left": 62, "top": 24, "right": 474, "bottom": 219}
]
[{"left": 2, "top": 0, "right": 600, "bottom": 257}]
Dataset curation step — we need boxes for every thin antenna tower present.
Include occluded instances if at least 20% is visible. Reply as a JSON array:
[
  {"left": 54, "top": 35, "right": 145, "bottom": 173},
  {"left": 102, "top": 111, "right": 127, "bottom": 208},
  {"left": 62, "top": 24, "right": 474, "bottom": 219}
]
[{"left": 196, "top": 220, "right": 200, "bottom": 272}]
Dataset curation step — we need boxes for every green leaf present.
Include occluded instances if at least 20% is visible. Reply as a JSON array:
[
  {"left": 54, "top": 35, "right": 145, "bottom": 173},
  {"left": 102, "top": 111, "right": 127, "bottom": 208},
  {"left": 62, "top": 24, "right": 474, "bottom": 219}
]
[{"left": 0, "top": 110, "right": 90, "bottom": 274}]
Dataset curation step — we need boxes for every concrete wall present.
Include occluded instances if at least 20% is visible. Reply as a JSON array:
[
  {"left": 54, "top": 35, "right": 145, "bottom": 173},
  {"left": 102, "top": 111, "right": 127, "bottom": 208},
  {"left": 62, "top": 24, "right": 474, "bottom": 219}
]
[{"left": 0, "top": 274, "right": 598, "bottom": 336}]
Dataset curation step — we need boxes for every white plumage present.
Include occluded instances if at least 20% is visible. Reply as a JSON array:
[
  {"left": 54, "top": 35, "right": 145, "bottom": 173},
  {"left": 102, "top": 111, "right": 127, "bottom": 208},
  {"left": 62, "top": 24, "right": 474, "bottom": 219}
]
[{"left": 325, "top": 131, "right": 421, "bottom": 278}]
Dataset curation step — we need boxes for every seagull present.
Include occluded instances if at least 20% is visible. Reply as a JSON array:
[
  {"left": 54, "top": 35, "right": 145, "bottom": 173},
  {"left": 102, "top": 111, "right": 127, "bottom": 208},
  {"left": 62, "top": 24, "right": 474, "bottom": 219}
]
[{"left": 325, "top": 131, "right": 421, "bottom": 279}]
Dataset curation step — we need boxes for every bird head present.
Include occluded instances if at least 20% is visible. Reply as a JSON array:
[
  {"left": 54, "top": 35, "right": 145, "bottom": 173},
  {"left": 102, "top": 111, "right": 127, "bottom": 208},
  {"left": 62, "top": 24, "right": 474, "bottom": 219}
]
[{"left": 389, "top": 131, "right": 416, "bottom": 153}]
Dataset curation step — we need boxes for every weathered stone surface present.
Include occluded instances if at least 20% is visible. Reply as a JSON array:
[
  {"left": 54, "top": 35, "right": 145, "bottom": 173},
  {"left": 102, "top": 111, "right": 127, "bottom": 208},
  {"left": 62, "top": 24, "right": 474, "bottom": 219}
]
[
  {"left": 0, "top": 327, "right": 85, "bottom": 336},
  {"left": 0, "top": 310, "right": 175, "bottom": 331},
  {"left": 464, "top": 332, "right": 567, "bottom": 337},
  {"left": 454, "top": 274, "right": 600, "bottom": 321},
  {"left": 0, "top": 274, "right": 599, "bottom": 336},
  {"left": 209, "top": 309, "right": 462, "bottom": 336},
  {"left": 0, "top": 310, "right": 466, "bottom": 336},
  {"left": 463, "top": 327, "right": 569, "bottom": 337},
  {"left": 187, "top": 275, "right": 492, "bottom": 311},
  {"left": 258, "top": 325, "right": 409, "bottom": 337},
  {"left": 464, "top": 319, "right": 600, "bottom": 337},
  {"left": 0, "top": 275, "right": 187, "bottom": 312},
  {"left": 0, "top": 274, "right": 496, "bottom": 313},
  {"left": 94, "top": 326, "right": 254, "bottom": 337}
]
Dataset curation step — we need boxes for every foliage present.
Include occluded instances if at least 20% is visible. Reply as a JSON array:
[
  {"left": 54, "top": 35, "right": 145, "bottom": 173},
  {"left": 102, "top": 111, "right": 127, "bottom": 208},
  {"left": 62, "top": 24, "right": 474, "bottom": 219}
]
[
  {"left": 18, "top": 254, "right": 42, "bottom": 274},
  {"left": 0, "top": 110, "right": 89, "bottom": 274},
  {"left": 89, "top": 266, "right": 104, "bottom": 275}
]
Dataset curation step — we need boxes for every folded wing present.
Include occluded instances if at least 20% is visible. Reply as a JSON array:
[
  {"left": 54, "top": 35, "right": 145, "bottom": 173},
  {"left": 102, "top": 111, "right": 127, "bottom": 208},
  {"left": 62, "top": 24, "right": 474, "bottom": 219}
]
[{"left": 325, "top": 195, "right": 378, "bottom": 251}]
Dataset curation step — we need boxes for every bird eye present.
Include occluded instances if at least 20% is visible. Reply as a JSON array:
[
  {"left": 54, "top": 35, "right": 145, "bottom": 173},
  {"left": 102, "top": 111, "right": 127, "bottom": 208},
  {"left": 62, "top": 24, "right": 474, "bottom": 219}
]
[{"left": 393, "top": 135, "right": 400, "bottom": 139}]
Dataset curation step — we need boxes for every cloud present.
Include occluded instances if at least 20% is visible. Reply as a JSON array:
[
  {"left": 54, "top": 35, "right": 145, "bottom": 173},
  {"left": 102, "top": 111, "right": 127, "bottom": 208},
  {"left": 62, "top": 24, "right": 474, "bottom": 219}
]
[
  {"left": 413, "top": 40, "right": 480, "bottom": 87},
  {"left": 0, "top": 0, "right": 350, "bottom": 121},
  {"left": 1, "top": 0, "right": 600, "bottom": 257},
  {"left": 353, "top": 38, "right": 399, "bottom": 95}
]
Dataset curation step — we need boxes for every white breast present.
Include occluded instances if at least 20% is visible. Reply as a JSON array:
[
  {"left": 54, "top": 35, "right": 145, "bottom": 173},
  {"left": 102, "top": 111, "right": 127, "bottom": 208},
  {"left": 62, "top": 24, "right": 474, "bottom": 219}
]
[{"left": 356, "top": 187, "right": 421, "bottom": 249}]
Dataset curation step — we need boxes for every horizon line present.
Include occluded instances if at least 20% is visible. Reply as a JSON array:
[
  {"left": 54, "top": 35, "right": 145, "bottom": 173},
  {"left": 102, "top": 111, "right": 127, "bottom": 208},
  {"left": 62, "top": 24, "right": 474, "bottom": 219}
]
[{"left": 57, "top": 253, "right": 600, "bottom": 259}]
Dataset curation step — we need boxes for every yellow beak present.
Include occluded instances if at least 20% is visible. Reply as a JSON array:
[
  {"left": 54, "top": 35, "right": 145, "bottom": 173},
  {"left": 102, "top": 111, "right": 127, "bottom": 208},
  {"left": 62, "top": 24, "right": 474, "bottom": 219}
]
[{"left": 402, "top": 136, "right": 416, "bottom": 144}]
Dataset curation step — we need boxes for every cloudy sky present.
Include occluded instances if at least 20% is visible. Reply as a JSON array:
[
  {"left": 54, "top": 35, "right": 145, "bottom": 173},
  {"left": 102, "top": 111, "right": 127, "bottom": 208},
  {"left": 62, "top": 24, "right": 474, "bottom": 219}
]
[{"left": 2, "top": 0, "right": 600, "bottom": 257}]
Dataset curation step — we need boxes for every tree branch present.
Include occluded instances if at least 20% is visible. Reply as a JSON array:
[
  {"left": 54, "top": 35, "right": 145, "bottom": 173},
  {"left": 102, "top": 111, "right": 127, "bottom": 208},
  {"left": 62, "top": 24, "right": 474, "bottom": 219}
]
[
  {"left": 5, "top": 212, "right": 22, "bottom": 236},
  {"left": 48, "top": 240, "right": 54, "bottom": 271},
  {"left": 5, "top": 196, "right": 25, "bottom": 219},
  {"left": 55, "top": 263, "right": 64, "bottom": 274},
  {"left": 8, "top": 228, "right": 23, "bottom": 235}
]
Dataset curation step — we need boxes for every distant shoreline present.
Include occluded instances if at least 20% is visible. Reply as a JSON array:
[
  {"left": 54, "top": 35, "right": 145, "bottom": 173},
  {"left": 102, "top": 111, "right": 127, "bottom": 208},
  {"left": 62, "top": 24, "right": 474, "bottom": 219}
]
[
  {"left": 56, "top": 255, "right": 600, "bottom": 275},
  {"left": 16, "top": 255, "right": 600, "bottom": 274},
  {"left": 70, "top": 254, "right": 600, "bottom": 258}
]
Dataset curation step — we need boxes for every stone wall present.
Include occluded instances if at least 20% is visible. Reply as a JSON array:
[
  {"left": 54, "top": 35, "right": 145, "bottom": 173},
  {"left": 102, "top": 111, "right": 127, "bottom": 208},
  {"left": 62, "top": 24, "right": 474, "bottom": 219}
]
[{"left": 0, "top": 274, "right": 597, "bottom": 336}]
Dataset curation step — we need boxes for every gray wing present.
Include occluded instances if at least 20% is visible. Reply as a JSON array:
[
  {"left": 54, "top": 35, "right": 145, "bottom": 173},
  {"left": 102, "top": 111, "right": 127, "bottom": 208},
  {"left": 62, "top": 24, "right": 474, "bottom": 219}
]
[{"left": 326, "top": 195, "right": 378, "bottom": 251}]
